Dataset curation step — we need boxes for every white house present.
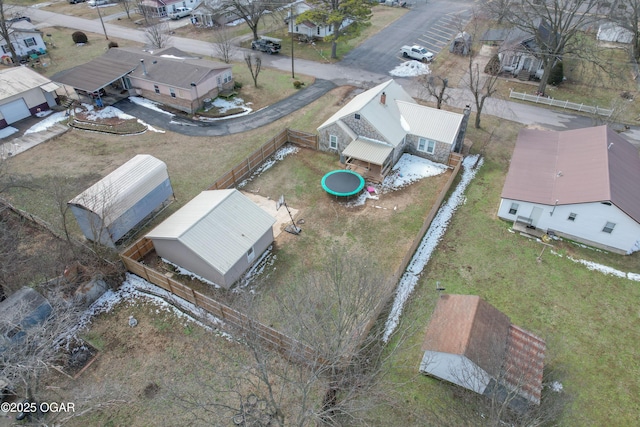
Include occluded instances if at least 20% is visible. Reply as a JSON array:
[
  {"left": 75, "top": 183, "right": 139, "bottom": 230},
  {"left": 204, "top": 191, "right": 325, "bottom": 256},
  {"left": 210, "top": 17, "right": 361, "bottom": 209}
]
[
  {"left": 420, "top": 294, "right": 546, "bottom": 408},
  {"left": 138, "top": 0, "right": 202, "bottom": 18},
  {"left": 498, "top": 126, "right": 640, "bottom": 254},
  {"left": 0, "top": 21, "right": 47, "bottom": 63},
  {"left": 317, "top": 79, "right": 469, "bottom": 182},
  {"left": 146, "top": 189, "right": 276, "bottom": 289},
  {"left": 286, "top": 1, "right": 353, "bottom": 40},
  {"left": 0, "top": 67, "right": 59, "bottom": 129}
]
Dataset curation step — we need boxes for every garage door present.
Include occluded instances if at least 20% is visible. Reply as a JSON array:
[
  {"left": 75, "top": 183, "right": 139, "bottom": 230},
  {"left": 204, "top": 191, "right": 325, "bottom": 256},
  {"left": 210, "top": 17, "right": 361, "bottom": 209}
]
[{"left": 0, "top": 98, "right": 31, "bottom": 124}]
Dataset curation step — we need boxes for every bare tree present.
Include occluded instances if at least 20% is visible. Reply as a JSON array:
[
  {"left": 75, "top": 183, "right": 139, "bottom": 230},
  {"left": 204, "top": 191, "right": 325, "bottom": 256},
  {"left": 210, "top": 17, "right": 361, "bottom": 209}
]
[
  {"left": 135, "top": 0, "right": 153, "bottom": 26},
  {"left": 483, "top": 0, "right": 600, "bottom": 95},
  {"left": 418, "top": 75, "right": 450, "bottom": 109},
  {"left": 118, "top": 0, "right": 134, "bottom": 19},
  {"left": 609, "top": 0, "right": 640, "bottom": 59},
  {"left": 145, "top": 19, "right": 172, "bottom": 49},
  {"left": 461, "top": 12, "right": 501, "bottom": 129},
  {"left": 0, "top": 0, "right": 20, "bottom": 62},
  {"left": 244, "top": 53, "right": 262, "bottom": 87},
  {"left": 212, "top": 25, "right": 233, "bottom": 64},
  {"left": 222, "top": 0, "right": 276, "bottom": 42},
  {"left": 0, "top": 287, "right": 83, "bottom": 408},
  {"left": 172, "top": 246, "right": 401, "bottom": 426}
]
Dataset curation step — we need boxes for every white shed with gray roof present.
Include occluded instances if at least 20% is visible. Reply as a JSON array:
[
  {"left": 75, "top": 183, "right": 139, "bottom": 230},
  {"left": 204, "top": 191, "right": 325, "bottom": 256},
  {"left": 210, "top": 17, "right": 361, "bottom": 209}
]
[
  {"left": 69, "top": 155, "right": 174, "bottom": 247},
  {"left": 146, "top": 189, "right": 276, "bottom": 289}
]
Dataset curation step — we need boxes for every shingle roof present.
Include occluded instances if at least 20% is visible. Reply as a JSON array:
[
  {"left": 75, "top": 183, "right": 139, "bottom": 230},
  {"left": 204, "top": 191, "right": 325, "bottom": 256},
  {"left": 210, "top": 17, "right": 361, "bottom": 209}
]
[
  {"left": 423, "top": 294, "right": 546, "bottom": 405},
  {"left": 146, "top": 190, "right": 275, "bottom": 275},
  {"left": 501, "top": 126, "right": 640, "bottom": 223}
]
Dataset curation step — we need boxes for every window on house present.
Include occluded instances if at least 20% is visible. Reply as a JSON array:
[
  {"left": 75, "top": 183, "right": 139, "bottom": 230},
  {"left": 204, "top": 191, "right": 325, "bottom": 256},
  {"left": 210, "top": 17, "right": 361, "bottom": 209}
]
[
  {"left": 602, "top": 222, "right": 616, "bottom": 234},
  {"left": 355, "top": 113, "right": 360, "bottom": 120},
  {"left": 170, "top": 88, "right": 176, "bottom": 98},
  {"left": 508, "top": 203, "right": 519, "bottom": 215},
  {"left": 154, "top": 85, "right": 160, "bottom": 94},
  {"left": 418, "top": 138, "right": 436, "bottom": 154},
  {"left": 295, "top": 25, "right": 299, "bottom": 32},
  {"left": 567, "top": 213, "right": 577, "bottom": 222},
  {"left": 1, "top": 45, "right": 8, "bottom": 54},
  {"left": 329, "top": 135, "right": 338, "bottom": 149},
  {"left": 247, "top": 246, "right": 255, "bottom": 262},
  {"left": 23, "top": 37, "right": 36, "bottom": 47},
  {"left": 317, "top": 27, "right": 320, "bottom": 35},
  {"left": 217, "top": 77, "right": 221, "bottom": 85}
]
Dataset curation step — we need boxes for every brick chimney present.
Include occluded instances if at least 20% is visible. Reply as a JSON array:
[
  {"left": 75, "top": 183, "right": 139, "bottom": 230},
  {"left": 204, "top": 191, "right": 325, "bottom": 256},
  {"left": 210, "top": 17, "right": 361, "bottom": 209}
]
[{"left": 380, "top": 91, "right": 386, "bottom": 105}]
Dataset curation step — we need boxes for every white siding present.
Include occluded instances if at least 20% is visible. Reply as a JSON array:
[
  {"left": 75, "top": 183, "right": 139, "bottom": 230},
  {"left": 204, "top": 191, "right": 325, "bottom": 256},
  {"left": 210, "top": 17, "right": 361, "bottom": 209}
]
[
  {"left": 420, "top": 351, "right": 491, "bottom": 394},
  {"left": 499, "top": 198, "right": 640, "bottom": 254}
]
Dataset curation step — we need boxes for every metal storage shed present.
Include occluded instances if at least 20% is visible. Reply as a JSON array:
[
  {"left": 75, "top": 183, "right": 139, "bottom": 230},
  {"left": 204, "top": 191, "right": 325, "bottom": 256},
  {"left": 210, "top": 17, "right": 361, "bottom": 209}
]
[
  {"left": 146, "top": 189, "right": 276, "bottom": 289},
  {"left": 69, "top": 154, "right": 174, "bottom": 247}
]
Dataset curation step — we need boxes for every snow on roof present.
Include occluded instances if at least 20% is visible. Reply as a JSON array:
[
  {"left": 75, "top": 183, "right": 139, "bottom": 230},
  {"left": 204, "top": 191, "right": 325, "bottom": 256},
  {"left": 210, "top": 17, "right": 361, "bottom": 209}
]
[
  {"left": 146, "top": 190, "right": 276, "bottom": 274},
  {"left": 69, "top": 155, "right": 169, "bottom": 225}
]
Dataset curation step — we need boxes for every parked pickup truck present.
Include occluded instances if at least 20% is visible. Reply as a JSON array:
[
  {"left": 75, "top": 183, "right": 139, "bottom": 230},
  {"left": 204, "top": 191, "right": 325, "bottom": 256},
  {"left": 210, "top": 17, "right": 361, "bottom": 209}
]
[
  {"left": 400, "top": 45, "right": 434, "bottom": 62},
  {"left": 251, "top": 36, "right": 282, "bottom": 54}
]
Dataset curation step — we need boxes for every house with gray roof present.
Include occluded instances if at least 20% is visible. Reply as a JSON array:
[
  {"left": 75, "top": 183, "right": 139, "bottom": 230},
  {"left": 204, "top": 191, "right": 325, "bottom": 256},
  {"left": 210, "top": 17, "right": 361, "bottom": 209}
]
[
  {"left": 146, "top": 189, "right": 276, "bottom": 289},
  {"left": 420, "top": 294, "right": 546, "bottom": 409},
  {"left": 498, "top": 126, "right": 640, "bottom": 254},
  {"left": 317, "top": 80, "right": 469, "bottom": 182},
  {"left": 52, "top": 47, "right": 233, "bottom": 113}
]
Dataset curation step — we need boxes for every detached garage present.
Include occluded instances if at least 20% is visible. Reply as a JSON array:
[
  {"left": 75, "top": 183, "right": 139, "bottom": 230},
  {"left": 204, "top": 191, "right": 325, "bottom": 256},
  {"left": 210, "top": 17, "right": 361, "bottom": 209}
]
[
  {"left": 146, "top": 189, "right": 276, "bottom": 289},
  {"left": 69, "top": 155, "right": 174, "bottom": 247},
  {"left": 0, "top": 67, "right": 60, "bottom": 129}
]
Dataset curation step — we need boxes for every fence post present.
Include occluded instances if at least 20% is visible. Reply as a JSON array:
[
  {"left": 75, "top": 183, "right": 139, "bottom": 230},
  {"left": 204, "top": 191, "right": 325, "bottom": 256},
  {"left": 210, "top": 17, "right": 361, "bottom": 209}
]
[{"left": 579, "top": 103, "right": 583, "bottom": 112}]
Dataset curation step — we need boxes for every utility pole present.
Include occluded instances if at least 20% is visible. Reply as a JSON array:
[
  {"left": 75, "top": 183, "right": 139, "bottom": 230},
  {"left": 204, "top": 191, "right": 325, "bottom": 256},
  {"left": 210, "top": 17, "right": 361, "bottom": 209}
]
[{"left": 95, "top": 5, "right": 109, "bottom": 40}]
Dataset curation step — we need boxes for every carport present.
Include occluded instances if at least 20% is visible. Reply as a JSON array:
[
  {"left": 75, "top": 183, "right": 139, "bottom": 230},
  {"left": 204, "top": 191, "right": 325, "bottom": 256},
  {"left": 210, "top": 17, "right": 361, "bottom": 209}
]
[{"left": 51, "top": 56, "right": 136, "bottom": 105}]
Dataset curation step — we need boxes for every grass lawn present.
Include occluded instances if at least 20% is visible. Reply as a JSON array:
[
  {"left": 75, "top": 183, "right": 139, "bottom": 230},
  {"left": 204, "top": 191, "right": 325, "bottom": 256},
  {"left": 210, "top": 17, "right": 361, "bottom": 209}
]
[{"left": 362, "top": 115, "right": 640, "bottom": 426}]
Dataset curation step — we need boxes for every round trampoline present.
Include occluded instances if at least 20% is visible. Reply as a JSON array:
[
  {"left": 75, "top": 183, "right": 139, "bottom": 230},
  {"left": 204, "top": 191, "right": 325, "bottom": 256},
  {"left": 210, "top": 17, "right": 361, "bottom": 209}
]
[{"left": 321, "top": 170, "right": 365, "bottom": 197}]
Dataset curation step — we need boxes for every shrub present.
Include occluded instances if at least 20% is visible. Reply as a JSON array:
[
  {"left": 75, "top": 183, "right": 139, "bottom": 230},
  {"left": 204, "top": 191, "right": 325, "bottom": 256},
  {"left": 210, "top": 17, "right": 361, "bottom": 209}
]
[
  {"left": 547, "top": 61, "right": 564, "bottom": 86},
  {"left": 108, "top": 41, "right": 119, "bottom": 49},
  {"left": 293, "top": 80, "right": 304, "bottom": 89},
  {"left": 234, "top": 81, "right": 243, "bottom": 89},
  {"left": 72, "top": 31, "right": 88, "bottom": 44},
  {"left": 484, "top": 54, "right": 501, "bottom": 75}
]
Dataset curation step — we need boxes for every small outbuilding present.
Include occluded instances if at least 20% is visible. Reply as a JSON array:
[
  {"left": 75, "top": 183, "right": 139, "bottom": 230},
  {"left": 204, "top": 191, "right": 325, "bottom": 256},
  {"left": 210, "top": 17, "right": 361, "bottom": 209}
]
[
  {"left": 420, "top": 295, "right": 545, "bottom": 409},
  {"left": 146, "top": 189, "right": 276, "bottom": 289},
  {"left": 69, "top": 155, "right": 174, "bottom": 247},
  {"left": 0, "top": 287, "right": 52, "bottom": 351},
  {"left": 0, "top": 67, "right": 59, "bottom": 129}
]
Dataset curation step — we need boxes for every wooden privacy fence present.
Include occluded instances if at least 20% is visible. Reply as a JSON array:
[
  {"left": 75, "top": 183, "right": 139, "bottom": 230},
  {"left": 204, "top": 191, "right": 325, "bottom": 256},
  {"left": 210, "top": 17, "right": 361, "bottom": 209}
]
[
  {"left": 509, "top": 89, "right": 614, "bottom": 117},
  {"left": 121, "top": 239, "right": 320, "bottom": 364},
  {"left": 208, "top": 128, "right": 318, "bottom": 190}
]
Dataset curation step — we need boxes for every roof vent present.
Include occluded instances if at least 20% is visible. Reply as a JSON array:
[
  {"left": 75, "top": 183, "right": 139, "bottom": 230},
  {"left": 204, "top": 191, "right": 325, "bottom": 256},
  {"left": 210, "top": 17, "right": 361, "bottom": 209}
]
[
  {"left": 140, "top": 59, "right": 147, "bottom": 76},
  {"left": 607, "top": 142, "right": 614, "bottom": 150},
  {"left": 380, "top": 92, "right": 386, "bottom": 105}
]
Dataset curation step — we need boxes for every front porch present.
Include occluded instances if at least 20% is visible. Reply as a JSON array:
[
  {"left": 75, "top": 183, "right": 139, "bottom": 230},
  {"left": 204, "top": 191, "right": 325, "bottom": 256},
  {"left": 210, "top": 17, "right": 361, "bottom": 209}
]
[{"left": 345, "top": 158, "right": 390, "bottom": 183}]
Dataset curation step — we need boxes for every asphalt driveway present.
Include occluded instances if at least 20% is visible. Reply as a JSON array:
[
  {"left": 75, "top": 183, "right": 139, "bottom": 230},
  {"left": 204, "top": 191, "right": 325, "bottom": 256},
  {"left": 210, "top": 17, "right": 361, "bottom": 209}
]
[{"left": 114, "top": 79, "right": 336, "bottom": 136}]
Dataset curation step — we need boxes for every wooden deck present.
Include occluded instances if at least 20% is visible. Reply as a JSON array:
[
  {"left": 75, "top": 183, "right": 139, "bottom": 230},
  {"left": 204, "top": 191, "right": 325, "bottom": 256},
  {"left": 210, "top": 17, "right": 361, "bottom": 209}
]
[{"left": 345, "top": 159, "right": 388, "bottom": 183}]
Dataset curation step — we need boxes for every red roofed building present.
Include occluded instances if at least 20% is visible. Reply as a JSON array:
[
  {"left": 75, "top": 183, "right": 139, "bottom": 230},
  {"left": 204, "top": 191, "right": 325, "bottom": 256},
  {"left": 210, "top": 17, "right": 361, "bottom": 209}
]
[
  {"left": 498, "top": 125, "right": 640, "bottom": 254},
  {"left": 420, "top": 295, "right": 545, "bottom": 408}
]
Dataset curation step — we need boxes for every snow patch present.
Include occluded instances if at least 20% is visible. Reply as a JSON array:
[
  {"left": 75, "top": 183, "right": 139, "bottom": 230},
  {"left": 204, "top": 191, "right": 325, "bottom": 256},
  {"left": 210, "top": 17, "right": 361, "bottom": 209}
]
[
  {"left": 129, "top": 96, "right": 175, "bottom": 116},
  {"left": 237, "top": 145, "right": 299, "bottom": 188},
  {"left": 383, "top": 155, "right": 483, "bottom": 342},
  {"left": 390, "top": 60, "right": 431, "bottom": 77}
]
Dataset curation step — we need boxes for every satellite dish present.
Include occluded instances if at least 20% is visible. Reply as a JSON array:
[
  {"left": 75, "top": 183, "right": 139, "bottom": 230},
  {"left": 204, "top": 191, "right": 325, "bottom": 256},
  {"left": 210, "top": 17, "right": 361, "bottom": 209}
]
[{"left": 276, "top": 195, "right": 285, "bottom": 211}]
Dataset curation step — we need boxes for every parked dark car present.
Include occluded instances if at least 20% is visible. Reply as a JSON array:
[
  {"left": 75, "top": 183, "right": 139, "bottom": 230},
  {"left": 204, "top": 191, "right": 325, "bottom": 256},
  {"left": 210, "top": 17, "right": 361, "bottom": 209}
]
[
  {"left": 8, "top": 16, "right": 31, "bottom": 23},
  {"left": 68, "top": 0, "right": 87, "bottom": 4},
  {"left": 251, "top": 37, "right": 282, "bottom": 54}
]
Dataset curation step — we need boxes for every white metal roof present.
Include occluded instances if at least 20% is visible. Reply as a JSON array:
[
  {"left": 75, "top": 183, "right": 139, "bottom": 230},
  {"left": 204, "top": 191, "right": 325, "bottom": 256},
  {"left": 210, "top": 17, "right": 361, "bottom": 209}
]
[
  {"left": 341, "top": 137, "right": 393, "bottom": 165},
  {"left": 69, "top": 155, "right": 169, "bottom": 225},
  {"left": 396, "top": 101, "right": 463, "bottom": 144},
  {"left": 0, "top": 67, "right": 59, "bottom": 101},
  {"left": 318, "top": 80, "right": 415, "bottom": 147},
  {"left": 146, "top": 190, "right": 276, "bottom": 274}
]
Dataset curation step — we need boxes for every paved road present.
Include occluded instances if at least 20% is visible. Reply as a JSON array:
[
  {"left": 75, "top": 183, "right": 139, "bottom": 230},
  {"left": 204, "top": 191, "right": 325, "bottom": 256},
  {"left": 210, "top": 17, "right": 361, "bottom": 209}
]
[
  {"left": 20, "top": 5, "right": 640, "bottom": 145},
  {"left": 340, "top": 0, "right": 473, "bottom": 74}
]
